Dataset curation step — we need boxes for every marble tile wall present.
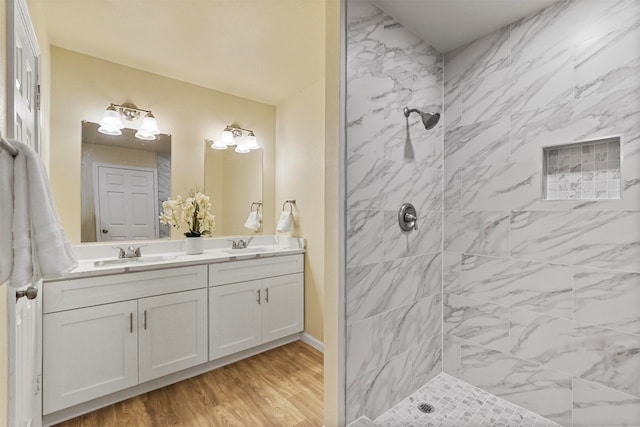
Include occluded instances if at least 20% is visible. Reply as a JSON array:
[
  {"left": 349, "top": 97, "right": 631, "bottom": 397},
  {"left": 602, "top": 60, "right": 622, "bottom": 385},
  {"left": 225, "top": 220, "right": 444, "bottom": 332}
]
[
  {"left": 442, "top": 0, "right": 640, "bottom": 425},
  {"left": 345, "top": 0, "right": 443, "bottom": 422}
]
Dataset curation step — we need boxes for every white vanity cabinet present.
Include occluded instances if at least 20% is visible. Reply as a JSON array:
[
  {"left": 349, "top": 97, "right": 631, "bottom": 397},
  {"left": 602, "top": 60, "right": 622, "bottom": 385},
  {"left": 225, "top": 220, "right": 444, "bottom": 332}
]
[
  {"left": 42, "top": 265, "right": 208, "bottom": 414},
  {"left": 209, "top": 254, "right": 304, "bottom": 360}
]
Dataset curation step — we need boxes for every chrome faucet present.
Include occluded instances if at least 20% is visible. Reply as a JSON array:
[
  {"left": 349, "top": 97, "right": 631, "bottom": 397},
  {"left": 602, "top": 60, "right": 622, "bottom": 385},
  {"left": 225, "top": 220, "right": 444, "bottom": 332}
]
[
  {"left": 228, "top": 237, "right": 254, "bottom": 249},
  {"left": 114, "top": 245, "right": 145, "bottom": 258}
]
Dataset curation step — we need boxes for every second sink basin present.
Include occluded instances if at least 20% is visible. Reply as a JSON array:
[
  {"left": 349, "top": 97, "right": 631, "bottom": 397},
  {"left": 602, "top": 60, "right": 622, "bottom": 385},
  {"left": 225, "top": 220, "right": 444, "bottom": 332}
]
[
  {"left": 94, "top": 255, "right": 174, "bottom": 267},
  {"left": 219, "top": 247, "right": 270, "bottom": 255}
]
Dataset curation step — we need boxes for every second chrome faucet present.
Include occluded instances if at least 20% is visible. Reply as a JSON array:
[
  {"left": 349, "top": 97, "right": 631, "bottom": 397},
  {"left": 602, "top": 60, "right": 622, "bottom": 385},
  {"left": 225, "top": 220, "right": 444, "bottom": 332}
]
[{"left": 228, "top": 237, "right": 253, "bottom": 249}]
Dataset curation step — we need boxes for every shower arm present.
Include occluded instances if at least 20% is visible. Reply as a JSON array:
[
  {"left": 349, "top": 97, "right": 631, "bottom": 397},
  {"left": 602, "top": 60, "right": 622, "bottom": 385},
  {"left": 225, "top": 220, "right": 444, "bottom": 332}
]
[{"left": 403, "top": 107, "right": 422, "bottom": 118}]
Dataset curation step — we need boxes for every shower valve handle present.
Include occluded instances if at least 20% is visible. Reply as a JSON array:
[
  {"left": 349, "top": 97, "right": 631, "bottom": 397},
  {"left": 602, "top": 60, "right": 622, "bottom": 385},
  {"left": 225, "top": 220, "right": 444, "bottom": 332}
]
[{"left": 398, "top": 203, "right": 418, "bottom": 232}]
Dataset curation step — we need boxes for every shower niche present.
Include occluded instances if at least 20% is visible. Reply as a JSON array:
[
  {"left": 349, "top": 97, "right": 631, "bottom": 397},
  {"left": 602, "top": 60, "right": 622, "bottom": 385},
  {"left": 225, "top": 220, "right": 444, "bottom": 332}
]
[{"left": 543, "top": 136, "right": 621, "bottom": 201}]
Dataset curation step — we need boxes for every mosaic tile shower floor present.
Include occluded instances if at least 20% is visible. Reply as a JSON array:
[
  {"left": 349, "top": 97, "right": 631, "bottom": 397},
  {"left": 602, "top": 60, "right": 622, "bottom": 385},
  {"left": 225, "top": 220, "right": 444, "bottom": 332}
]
[{"left": 354, "top": 373, "right": 559, "bottom": 427}]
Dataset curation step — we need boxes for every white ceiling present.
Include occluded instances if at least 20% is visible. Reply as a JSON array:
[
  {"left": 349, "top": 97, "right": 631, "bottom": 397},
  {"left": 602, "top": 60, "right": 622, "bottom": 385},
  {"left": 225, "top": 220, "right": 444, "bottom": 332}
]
[
  {"left": 372, "top": 0, "right": 561, "bottom": 53},
  {"left": 35, "top": 1, "right": 562, "bottom": 106}
]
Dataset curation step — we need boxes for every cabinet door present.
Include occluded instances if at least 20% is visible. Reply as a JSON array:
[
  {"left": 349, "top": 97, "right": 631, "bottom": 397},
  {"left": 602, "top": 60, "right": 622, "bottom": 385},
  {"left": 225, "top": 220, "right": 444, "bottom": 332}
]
[
  {"left": 209, "top": 280, "right": 262, "bottom": 360},
  {"left": 262, "top": 273, "right": 304, "bottom": 343},
  {"left": 43, "top": 300, "right": 138, "bottom": 414},
  {"left": 138, "top": 289, "right": 208, "bottom": 383}
]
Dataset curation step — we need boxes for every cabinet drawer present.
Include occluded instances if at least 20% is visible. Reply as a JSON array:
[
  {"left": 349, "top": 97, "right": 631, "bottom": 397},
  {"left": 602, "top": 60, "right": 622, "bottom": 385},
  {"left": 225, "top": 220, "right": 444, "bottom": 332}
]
[
  {"left": 208, "top": 254, "right": 303, "bottom": 286},
  {"left": 44, "top": 265, "right": 207, "bottom": 313}
]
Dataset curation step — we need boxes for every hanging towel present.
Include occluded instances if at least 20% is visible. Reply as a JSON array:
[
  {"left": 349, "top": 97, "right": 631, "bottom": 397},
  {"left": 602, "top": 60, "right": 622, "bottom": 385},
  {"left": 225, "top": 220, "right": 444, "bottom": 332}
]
[
  {"left": 5, "top": 141, "right": 77, "bottom": 288},
  {"left": 0, "top": 149, "right": 14, "bottom": 284},
  {"left": 276, "top": 211, "right": 293, "bottom": 233},
  {"left": 243, "top": 210, "right": 262, "bottom": 232}
]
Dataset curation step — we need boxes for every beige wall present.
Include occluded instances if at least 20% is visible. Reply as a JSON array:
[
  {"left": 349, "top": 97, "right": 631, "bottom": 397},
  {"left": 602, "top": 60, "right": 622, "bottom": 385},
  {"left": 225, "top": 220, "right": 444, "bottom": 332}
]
[
  {"left": 50, "top": 46, "right": 276, "bottom": 243},
  {"left": 323, "top": 0, "right": 343, "bottom": 425},
  {"left": 276, "top": 79, "right": 326, "bottom": 343}
]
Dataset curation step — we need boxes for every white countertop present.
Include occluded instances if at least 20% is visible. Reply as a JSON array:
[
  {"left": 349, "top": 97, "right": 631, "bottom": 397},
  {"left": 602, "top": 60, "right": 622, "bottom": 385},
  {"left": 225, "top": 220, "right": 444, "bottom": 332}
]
[{"left": 50, "top": 236, "right": 305, "bottom": 280}]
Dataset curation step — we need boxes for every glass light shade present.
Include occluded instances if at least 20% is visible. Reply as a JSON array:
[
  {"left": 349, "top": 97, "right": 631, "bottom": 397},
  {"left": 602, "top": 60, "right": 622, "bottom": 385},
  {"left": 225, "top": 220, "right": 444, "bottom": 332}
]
[
  {"left": 221, "top": 129, "right": 235, "bottom": 146},
  {"left": 210, "top": 139, "right": 227, "bottom": 150},
  {"left": 246, "top": 132, "right": 259, "bottom": 150},
  {"left": 234, "top": 141, "right": 250, "bottom": 154},
  {"left": 97, "top": 125, "right": 122, "bottom": 136},
  {"left": 138, "top": 114, "right": 161, "bottom": 134},
  {"left": 98, "top": 106, "right": 124, "bottom": 135},
  {"left": 134, "top": 129, "right": 156, "bottom": 140}
]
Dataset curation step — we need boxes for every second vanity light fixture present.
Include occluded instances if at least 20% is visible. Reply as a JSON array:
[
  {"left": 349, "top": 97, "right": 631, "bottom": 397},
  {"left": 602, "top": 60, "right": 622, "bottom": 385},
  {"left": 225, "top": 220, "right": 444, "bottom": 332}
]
[
  {"left": 206, "top": 124, "right": 259, "bottom": 154},
  {"left": 98, "top": 103, "right": 161, "bottom": 140}
]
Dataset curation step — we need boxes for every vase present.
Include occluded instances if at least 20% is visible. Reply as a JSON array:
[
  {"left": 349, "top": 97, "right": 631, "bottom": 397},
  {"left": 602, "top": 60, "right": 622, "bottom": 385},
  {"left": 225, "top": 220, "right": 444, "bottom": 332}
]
[{"left": 184, "top": 236, "right": 204, "bottom": 255}]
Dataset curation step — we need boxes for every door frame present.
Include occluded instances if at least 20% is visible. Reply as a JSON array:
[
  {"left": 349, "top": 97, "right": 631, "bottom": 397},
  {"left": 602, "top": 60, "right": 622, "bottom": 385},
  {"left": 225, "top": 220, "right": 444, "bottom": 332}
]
[{"left": 93, "top": 162, "right": 159, "bottom": 241}]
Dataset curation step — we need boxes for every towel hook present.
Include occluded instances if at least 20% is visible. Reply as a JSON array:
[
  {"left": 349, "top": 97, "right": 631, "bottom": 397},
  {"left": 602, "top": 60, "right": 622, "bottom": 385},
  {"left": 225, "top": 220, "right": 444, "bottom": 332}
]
[
  {"left": 250, "top": 201, "right": 263, "bottom": 212},
  {"left": 282, "top": 199, "right": 296, "bottom": 213}
]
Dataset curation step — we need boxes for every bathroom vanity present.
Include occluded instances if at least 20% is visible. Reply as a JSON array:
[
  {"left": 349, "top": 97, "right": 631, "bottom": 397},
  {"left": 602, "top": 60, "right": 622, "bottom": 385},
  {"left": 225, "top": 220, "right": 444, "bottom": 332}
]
[{"left": 40, "top": 237, "right": 305, "bottom": 425}]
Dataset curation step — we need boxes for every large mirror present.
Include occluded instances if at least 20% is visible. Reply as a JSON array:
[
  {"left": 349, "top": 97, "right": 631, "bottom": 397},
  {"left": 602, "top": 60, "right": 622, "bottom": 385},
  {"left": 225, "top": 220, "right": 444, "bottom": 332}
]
[
  {"left": 81, "top": 121, "right": 172, "bottom": 242},
  {"left": 204, "top": 147, "right": 263, "bottom": 236}
]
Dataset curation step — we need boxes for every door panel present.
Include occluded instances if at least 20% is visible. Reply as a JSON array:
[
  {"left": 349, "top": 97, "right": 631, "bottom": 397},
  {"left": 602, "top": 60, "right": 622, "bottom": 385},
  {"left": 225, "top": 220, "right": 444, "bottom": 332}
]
[
  {"left": 138, "top": 289, "right": 208, "bottom": 383},
  {"left": 42, "top": 301, "right": 138, "bottom": 414},
  {"left": 209, "top": 281, "right": 262, "bottom": 360},
  {"left": 7, "top": 0, "right": 41, "bottom": 425},
  {"left": 95, "top": 165, "right": 158, "bottom": 241},
  {"left": 262, "top": 273, "right": 304, "bottom": 343}
]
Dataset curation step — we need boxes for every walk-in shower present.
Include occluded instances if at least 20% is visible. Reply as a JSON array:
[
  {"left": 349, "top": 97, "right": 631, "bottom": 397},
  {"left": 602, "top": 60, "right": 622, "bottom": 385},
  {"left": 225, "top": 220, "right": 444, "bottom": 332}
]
[{"left": 402, "top": 107, "right": 440, "bottom": 130}]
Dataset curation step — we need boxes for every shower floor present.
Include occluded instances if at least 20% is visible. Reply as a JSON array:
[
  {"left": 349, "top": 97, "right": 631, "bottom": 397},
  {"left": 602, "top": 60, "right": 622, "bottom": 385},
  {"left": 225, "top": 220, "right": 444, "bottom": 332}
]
[{"left": 352, "top": 373, "right": 559, "bottom": 427}]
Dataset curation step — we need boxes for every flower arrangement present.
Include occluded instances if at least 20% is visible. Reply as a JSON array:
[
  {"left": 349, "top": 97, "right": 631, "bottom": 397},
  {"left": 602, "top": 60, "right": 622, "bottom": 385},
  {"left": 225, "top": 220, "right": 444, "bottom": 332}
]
[{"left": 159, "top": 191, "right": 216, "bottom": 237}]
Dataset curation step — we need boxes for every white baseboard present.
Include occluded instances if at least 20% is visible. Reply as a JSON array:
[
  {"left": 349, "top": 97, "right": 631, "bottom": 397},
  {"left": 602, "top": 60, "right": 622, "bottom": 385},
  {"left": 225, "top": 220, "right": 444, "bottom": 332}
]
[{"left": 299, "top": 332, "right": 324, "bottom": 353}]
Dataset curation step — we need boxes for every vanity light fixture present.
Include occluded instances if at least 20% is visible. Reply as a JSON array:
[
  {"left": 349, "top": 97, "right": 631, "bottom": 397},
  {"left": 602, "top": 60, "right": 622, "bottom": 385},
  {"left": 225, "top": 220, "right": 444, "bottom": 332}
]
[
  {"left": 97, "top": 103, "right": 161, "bottom": 140},
  {"left": 206, "top": 124, "right": 260, "bottom": 154}
]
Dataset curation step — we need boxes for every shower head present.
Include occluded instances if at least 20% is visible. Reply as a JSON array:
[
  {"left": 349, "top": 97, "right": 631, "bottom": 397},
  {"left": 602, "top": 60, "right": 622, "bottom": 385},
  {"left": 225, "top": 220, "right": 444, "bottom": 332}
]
[{"left": 403, "top": 107, "right": 440, "bottom": 130}]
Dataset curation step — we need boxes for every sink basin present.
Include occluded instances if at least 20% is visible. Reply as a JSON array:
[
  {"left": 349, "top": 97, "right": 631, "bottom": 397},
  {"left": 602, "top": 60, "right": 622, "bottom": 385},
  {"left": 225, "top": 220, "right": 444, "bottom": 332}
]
[
  {"left": 93, "top": 255, "right": 174, "bottom": 267},
  {"left": 219, "top": 247, "right": 270, "bottom": 255}
]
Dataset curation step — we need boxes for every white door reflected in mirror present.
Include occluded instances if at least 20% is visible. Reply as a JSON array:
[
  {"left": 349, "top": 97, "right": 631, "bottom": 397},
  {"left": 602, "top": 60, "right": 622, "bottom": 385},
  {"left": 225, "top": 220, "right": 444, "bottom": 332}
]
[{"left": 95, "top": 164, "right": 158, "bottom": 241}]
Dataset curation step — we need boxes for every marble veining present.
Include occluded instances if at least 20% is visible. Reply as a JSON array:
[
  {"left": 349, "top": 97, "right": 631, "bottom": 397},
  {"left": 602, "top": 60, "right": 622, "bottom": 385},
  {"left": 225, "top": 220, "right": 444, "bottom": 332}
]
[
  {"left": 444, "top": 211, "right": 510, "bottom": 257},
  {"left": 460, "top": 344, "right": 573, "bottom": 426},
  {"left": 460, "top": 255, "right": 572, "bottom": 318},
  {"left": 511, "top": 210, "right": 640, "bottom": 272},
  {"left": 346, "top": 334, "right": 442, "bottom": 423},
  {"left": 573, "top": 377, "right": 640, "bottom": 427},
  {"left": 444, "top": 294, "right": 509, "bottom": 352},
  {"left": 346, "top": 292, "right": 443, "bottom": 386},
  {"left": 573, "top": 266, "right": 640, "bottom": 335},
  {"left": 346, "top": 252, "right": 442, "bottom": 324},
  {"left": 444, "top": 117, "right": 510, "bottom": 173},
  {"left": 510, "top": 309, "right": 640, "bottom": 397},
  {"left": 346, "top": 209, "right": 384, "bottom": 267}
]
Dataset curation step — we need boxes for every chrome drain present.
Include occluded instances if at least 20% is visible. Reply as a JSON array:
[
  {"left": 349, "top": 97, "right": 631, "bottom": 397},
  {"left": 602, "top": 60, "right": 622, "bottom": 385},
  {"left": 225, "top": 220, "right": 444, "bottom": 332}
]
[{"left": 417, "top": 403, "right": 434, "bottom": 414}]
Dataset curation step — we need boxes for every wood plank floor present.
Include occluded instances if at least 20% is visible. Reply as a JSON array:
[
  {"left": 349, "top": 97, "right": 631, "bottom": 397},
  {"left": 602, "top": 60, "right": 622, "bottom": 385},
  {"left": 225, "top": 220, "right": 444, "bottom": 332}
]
[{"left": 56, "top": 341, "right": 323, "bottom": 427}]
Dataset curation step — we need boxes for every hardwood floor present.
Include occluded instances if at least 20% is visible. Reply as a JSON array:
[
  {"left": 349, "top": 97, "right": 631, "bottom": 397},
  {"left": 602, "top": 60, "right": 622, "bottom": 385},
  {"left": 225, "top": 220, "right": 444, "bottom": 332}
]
[{"left": 56, "top": 341, "right": 324, "bottom": 427}]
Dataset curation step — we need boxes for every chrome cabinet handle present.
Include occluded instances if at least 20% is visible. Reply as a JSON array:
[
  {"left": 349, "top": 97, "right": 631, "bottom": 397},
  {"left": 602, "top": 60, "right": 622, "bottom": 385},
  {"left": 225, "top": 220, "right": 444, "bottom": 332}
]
[
  {"left": 144, "top": 310, "right": 147, "bottom": 330},
  {"left": 265, "top": 288, "right": 269, "bottom": 303},
  {"left": 257, "top": 289, "right": 261, "bottom": 304},
  {"left": 129, "top": 313, "right": 133, "bottom": 333}
]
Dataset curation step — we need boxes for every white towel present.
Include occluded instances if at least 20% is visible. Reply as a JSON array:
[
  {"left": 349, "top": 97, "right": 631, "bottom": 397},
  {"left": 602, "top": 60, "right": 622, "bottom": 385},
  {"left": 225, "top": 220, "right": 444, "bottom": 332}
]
[
  {"left": 243, "top": 210, "right": 262, "bottom": 232},
  {"left": 276, "top": 211, "right": 293, "bottom": 233},
  {"left": 3, "top": 141, "right": 77, "bottom": 287},
  {"left": 0, "top": 149, "right": 14, "bottom": 284}
]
